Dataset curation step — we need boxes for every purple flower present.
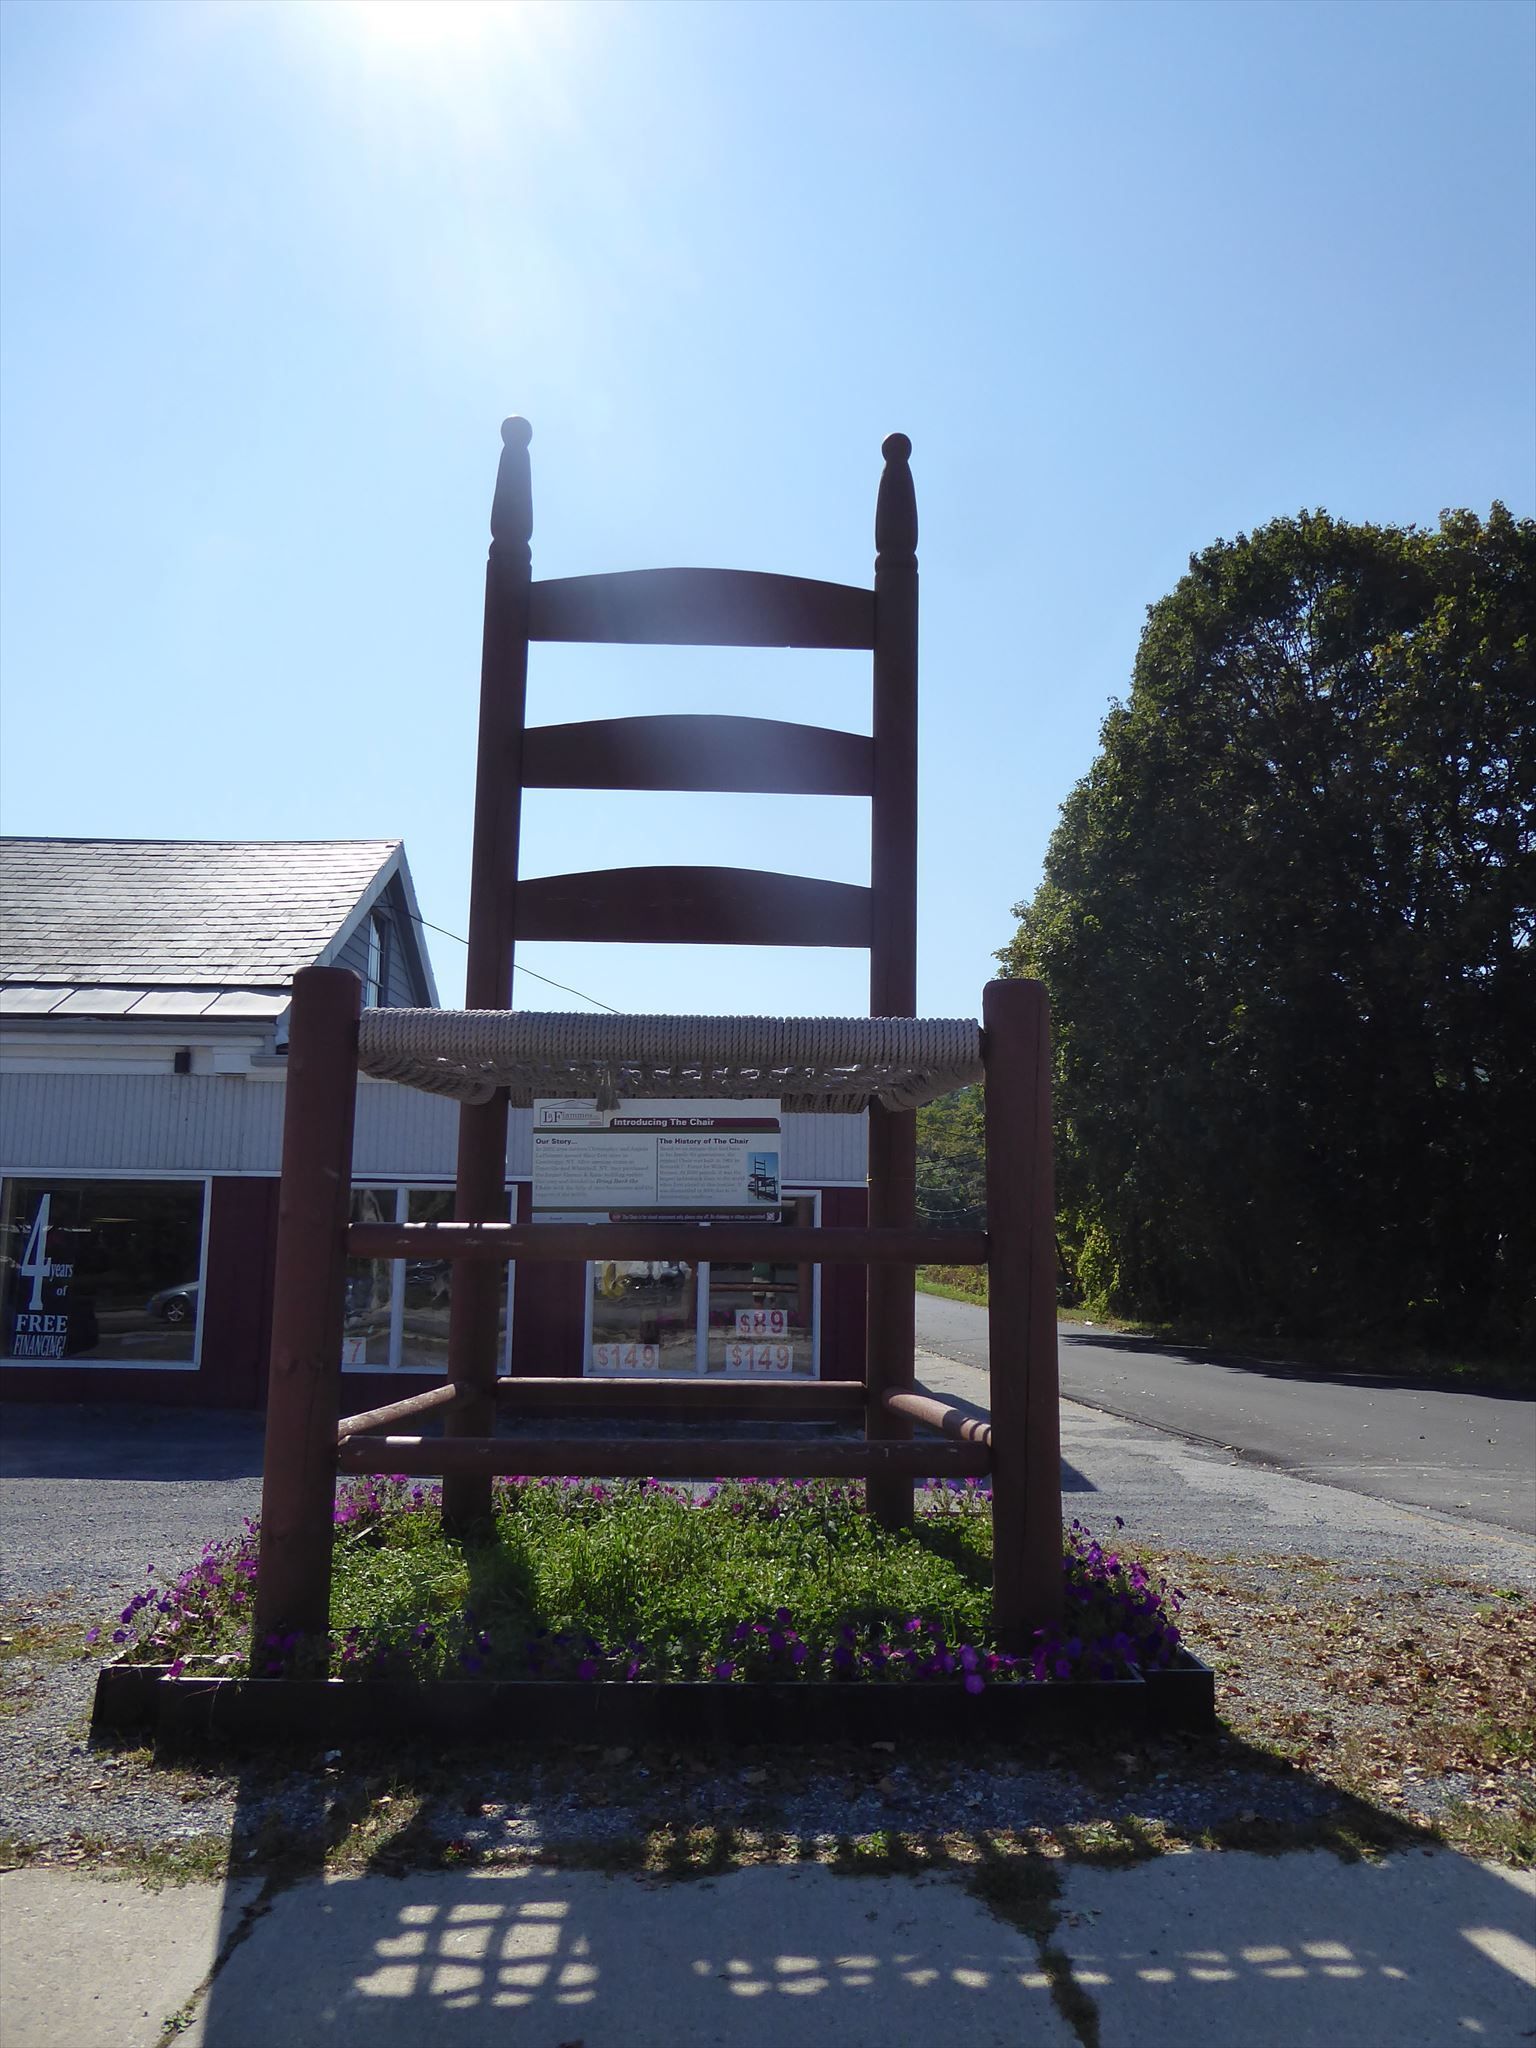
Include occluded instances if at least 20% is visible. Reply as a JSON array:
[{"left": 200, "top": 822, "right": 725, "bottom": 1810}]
[{"left": 713, "top": 1660, "right": 736, "bottom": 1681}]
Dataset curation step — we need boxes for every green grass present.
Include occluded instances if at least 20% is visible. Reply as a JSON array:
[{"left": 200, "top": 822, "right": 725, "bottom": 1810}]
[
  {"left": 327, "top": 1479, "right": 997, "bottom": 1675},
  {"left": 912, "top": 1271, "right": 1533, "bottom": 1389},
  {"left": 0, "top": 1601, "right": 89, "bottom": 1720},
  {"left": 117, "top": 1481, "right": 1180, "bottom": 1686},
  {"left": 915, "top": 1264, "right": 989, "bottom": 1306}
]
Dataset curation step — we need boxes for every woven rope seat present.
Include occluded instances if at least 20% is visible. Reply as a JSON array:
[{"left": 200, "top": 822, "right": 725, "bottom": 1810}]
[{"left": 357, "top": 1009, "right": 984, "bottom": 1113}]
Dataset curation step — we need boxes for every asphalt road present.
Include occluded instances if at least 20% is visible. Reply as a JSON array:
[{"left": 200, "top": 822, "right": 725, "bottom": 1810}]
[{"left": 915, "top": 1294, "right": 1536, "bottom": 1539}]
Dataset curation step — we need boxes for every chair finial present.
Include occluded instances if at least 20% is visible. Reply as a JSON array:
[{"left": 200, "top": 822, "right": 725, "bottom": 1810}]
[
  {"left": 876, "top": 431, "right": 916, "bottom": 561},
  {"left": 491, "top": 416, "right": 533, "bottom": 552}
]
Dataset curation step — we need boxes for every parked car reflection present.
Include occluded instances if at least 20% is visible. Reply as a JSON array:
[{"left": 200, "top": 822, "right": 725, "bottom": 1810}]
[{"left": 146, "top": 1280, "right": 200, "bottom": 1326}]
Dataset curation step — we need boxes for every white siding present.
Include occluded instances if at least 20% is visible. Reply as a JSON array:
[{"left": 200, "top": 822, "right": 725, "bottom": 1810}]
[
  {"left": 0, "top": 1071, "right": 287, "bottom": 1175},
  {"left": 0, "top": 1072, "right": 869, "bottom": 1186}
]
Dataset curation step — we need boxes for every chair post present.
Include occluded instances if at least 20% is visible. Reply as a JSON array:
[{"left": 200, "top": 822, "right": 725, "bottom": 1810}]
[
  {"left": 443, "top": 418, "right": 533, "bottom": 1535},
  {"left": 254, "top": 966, "right": 361, "bottom": 1650},
  {"left": 982, "top": 977, "right": 1063, "bottom": 1645},
  {"left": 866, "top": 432, "right": 919, "bottom": 1530}
]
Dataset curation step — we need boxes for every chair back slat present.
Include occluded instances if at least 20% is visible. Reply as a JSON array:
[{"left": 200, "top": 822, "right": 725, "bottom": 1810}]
[
  {"left": 513, "top": 866, "right": 873, "bottom": 948},
  {"left": 529, "top": 567, "right": 875, "bottom": 648},
  {"left": 523, "top": 714, "right": 874, "bottom": 796}
]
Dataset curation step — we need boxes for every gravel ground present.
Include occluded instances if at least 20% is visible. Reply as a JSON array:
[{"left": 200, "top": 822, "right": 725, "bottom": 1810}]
[{"left": 2, "top": 1394, "right": 1533, "bottom": 1875}]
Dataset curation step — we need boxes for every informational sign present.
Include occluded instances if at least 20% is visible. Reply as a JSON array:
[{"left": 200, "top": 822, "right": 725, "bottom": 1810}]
[{"left": 533, "top": 1099, "right": 781, "bottom": 1219}]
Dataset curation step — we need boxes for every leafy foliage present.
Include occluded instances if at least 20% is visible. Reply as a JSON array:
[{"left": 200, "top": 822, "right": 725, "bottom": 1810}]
[
  {"left": 915, "top": 1085, "right": 987, "bottom": 1227},
  {"left": 1001, "top": 506, "right": 1534, "bottom": 1354},
  {"left": 107, "top": 1481, "right": 1185, "bottom": 1686}
]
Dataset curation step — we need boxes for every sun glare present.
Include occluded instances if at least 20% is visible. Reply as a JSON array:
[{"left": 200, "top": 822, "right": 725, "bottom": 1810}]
[{"left": 342, "top": 0, "right": 511, "bottom": 53}]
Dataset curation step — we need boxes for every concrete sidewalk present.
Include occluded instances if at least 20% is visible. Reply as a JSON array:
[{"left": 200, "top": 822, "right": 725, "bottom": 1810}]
[{"left": 3, "top": 1849, "right": 1532, "bottom": 2047}]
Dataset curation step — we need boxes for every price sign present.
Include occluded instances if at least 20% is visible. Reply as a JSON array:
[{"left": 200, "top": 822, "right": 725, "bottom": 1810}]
[
  {"left": 734, "top": 1308, "right": 790, "bottom": 1338},
  {"left": 591, "top": 1342, "right": 660, "bottom": 1374},
  {"left": 724, "top": 1342, "right": 794, "bottom": 1374}
]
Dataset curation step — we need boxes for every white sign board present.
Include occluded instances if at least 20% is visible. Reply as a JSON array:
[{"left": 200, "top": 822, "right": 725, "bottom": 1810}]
[
  {"left": 724, "top": 1342, "right": 795, "bottom": 1374},
  {"left": 532, "top": 1099, "right": 781, "bottom": 1218},
  {"left": 735, "top": 1307, "right": 790, "bottom": 1338},
  {"left": 591, "top": 1341, "right": 661, "bottom": 1374}
]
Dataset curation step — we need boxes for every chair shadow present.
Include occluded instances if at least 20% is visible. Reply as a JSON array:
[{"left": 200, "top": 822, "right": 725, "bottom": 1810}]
[{"left": 161, "top": 1725, "right": 1536, "bottom": 2046}]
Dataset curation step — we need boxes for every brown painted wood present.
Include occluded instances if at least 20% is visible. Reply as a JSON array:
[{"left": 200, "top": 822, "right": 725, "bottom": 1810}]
[
  {"left": 337, "top": 1434, "right": 992, "bottom": 1480},
  {"left": 494, "top": 1376, "right": 867, "bottom": 1414},
  {"left": 507, "top": 1179, "right": 585, "bottom": 1381},
  {"left": 445, "top": 415, "right": 534, "bottom": 1533},
  {"left": 983, "top": 977, "right": 1064, "bottom": 1642},
  {"left": 337, "top": 1382, "right": 467, "bottom": 1440},
  {"left": 818, "top": 1184, "right": 869, "bottom": 1381},
  {"left": 529, "top": 567, "right": 874, "bottom": 649},
  {"left": 513, "top": 866, "right": 873, "bottom": 948},
  {"left": 523, "top": 715, "right": 874, "bottom": 796},
  {"left": 883, "top": 1389, "right": 994, "bottom": 1449},
  {"left": 347, "top": 1222, "right": 987, "bottom": 1266},
  {"left": 866, "top": 432, "right": 921, "bottom": 1531},
  {"left": 200, "top": 1177, "right": 279, "bottom": 1407},
  {"left": 254, "top": 968, "right": 361, "bottom": 1642}
]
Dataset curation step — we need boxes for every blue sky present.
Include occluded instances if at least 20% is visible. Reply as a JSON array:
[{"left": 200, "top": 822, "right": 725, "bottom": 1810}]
[{"left": 3, "top": 0, "right": 1532, "bottom": 1017}]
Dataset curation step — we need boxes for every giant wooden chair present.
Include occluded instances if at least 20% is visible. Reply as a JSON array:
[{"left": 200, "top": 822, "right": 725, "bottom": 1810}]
[{"left": 255, "top": 421, "right": 1062, "bottom": 1651}]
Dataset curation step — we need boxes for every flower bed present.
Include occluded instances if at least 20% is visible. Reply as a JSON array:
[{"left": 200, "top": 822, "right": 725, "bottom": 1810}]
[{"left": 91, "top": 1480, "right": 1211, "bottom": 1744}]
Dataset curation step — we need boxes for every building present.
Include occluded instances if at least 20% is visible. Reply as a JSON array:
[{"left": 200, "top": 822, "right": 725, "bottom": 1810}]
[{"left": 0, "top": 838, "right": 867, "bottom": 1406}]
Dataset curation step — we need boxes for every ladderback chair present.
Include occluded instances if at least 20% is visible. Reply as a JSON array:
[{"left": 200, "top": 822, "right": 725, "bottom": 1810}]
[
  {"left": 254, "top": 422, "right": 1062, "bottom": 1655},
  {"left": 446, "top": 419, "right": 920, "bottom": 1533}
]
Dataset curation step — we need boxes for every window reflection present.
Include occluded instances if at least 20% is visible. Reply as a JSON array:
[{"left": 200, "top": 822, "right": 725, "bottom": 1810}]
[
  {"left": 588, "top": 1259, "right": 699, "bottom": 1375},
  {"left": 705, "top": 1197, "right": 815, "bottom": 1378},
  {"left": 345, "top": 1184, "right": 510, "bottom": 1372},
  {"left": 1, "top": 1178, "right": 205, "bottom": 1365}
]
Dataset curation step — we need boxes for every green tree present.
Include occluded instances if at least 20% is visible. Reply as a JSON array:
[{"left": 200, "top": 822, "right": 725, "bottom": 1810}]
[
  {"left": 1000, "top": 506, "right": 1535, "bottom": 1355},
  {"left": 915, "top": 1085, "right": 987, "bottom": 1226}
]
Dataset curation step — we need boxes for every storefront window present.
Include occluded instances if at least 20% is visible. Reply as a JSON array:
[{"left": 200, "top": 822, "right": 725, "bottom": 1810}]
[
  {"left": 0, "top": 1177, "right": 206, "bottom": 1366},
  {"left": 588, "top": 1259, "right": 700, "bottom": 1375},
  {"left": 585, "top": 1196, "right": 819, "bottom": 1378},
  {"left": 399, "top": 1187, "right": 460, "bottom": 1371},
  {"left": 703, "top": 1196, "right": 816, "bottom": 1378},
  {"left": 345, "top": 1184, "right": 511, "bottom": 1372},
  {"left": 343, "top": 1188, "right": 396, "bottom": 1367}
]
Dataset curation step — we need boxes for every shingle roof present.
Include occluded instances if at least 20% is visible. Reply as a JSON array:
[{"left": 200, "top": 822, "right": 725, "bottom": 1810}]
[{"left": 0, "top": 838, "right": 400, "bottom": 995}]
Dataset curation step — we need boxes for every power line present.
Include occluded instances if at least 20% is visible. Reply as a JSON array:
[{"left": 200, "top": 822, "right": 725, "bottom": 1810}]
[{"left": 406, "top": 910, "right": 620, "bottom": 1013}]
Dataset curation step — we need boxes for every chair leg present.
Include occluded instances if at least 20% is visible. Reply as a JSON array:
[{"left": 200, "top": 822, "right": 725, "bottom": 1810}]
[
  {"left": 983, "top": 979, "right": 1063, "bottom": 1647},
  {"left": 865, "top": 1104, "right": 916, "bottom": 1530},
  {"left": 442, "top": 1094, "right": 508, "bottom": 1536},
  {"left": 255, "top": 968, "right": 360, "bottom": 1649}
]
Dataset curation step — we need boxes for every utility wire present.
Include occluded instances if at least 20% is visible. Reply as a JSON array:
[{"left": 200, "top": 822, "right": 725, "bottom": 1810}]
[{"left": 406, "top": 910, "right": 620, "bottom": 1013}]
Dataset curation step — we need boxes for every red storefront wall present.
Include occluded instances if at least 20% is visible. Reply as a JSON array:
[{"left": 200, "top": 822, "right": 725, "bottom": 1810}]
[{"left": 3, "top": 1180, "right": 871, "bottom": 1406}]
